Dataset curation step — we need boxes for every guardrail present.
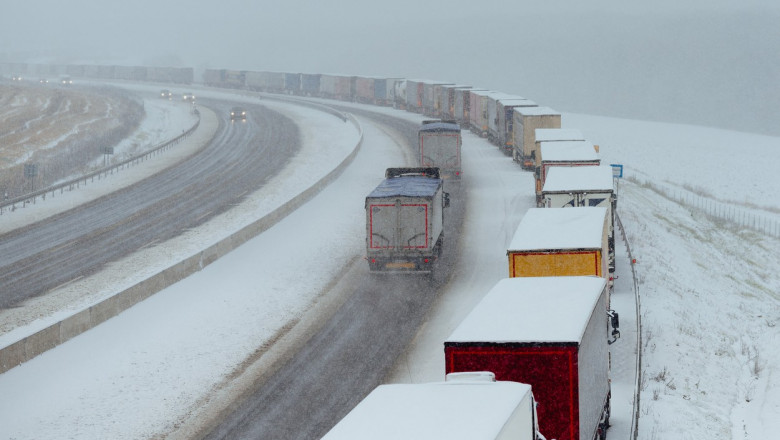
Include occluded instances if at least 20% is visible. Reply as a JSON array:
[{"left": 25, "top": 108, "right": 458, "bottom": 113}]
[
  {"left": 615, "top": 210, "right": 642, "bottom": 440},
  {"left": 0, "top": 110, "right": 201, "bottom": 215},
  {"left": 261, "top": 94, "right": 349, "bottom": 122},
  {"left": 0, "top": 104, "right": 363, "bottom": 375}
]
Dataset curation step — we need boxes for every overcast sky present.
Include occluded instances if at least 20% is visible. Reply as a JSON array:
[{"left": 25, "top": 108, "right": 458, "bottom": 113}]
[{"left": 2, "top": 0, "right": 779, "bottom": 135}]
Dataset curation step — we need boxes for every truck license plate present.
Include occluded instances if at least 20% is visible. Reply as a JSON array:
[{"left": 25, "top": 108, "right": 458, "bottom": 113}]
[{"left": 386, "top": 262, "right": 416, "bottom": 269}]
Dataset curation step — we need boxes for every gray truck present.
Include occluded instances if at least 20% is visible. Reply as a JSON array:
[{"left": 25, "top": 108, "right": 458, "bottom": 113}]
[{"left": 365, "top": 168, "right": 449, "bottom": 273}]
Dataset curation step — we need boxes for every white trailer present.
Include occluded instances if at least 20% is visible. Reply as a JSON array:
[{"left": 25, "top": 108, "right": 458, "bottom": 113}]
[
  {"left": 534, "top": 128, "right": 585, "bottom": 145},
  {"left": 322, "top": 372, "right": 543, "bottom": 440},
  {"left": 365, "top": 168, "right": 449, "bottom": 273},
  {"left": 538, "top": 140, "right": 601, "bottom": 187},
  {"left": 542, "top": 165, "right": 616, "bottom": 275}
]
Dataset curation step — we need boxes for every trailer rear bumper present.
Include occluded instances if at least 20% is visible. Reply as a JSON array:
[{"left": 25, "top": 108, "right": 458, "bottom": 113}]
[{"left": 367, "top": 255, "right": 437, "bottom": 273}]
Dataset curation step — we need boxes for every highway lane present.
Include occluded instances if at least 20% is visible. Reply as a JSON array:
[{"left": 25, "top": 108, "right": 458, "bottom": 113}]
[
  {"left": 0, "top": 98, "right": 301, "bottom": 309},
  {"left": 201, "top": 109, "right": 468, "bottom": 440}
]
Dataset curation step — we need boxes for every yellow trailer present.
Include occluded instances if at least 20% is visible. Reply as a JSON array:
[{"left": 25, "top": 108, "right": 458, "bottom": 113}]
[{"left": 507, "top": 207, "right": 609, "bottom": 288}]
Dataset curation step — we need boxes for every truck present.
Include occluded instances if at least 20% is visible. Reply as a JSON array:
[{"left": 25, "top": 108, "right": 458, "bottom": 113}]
[
  {"left": 365, "top": 168, "right": 449, "bottom": 273},
  {"left": 537, "top": 140, "right": 601, "bottom": 191},
  {"left": 440, "top": 84, "right": 472, "bottom": 120},
  {"left": 418, "top": 120, "right": 462, "bottom": 179},
  {"left": 422, "top": 80, "right": 454, "bottom": 116},
  {"left": 468, "top": 89, "right": 494, "bottom": 136},
  {"left": 321, "top": 372, "right": 544, "bottom": 440},
  {"left": 405, "top": 79, "right": 426, "bottom": 113},
  {"left": 493, "top": 98, "right": 537, "bottom": 153},
  {"left": 485, "top": 93, "right": 531, "bottom": 147},
  {"left": 445, "top": 276, "right": 619, "bottom": 440},
  {"left": 542, "top": 165, "right": 617, "bottom": 276},
  {"left": 506, "top": 207, "right": 611, "bottom": 293},
  {"left": 454, "top": 87, "right": 487, "bottom": 126},
  {"left": 511, "top": 107, "right": 562, "bottom": 169}
]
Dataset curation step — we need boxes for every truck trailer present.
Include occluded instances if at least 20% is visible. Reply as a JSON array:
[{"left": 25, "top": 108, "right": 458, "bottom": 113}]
[
  {"left": 445, "top": 276, "right": 618, "bottom": 440},
  {"left": 418, "top": 120, "right": 462, "bottom": 179},
  {"left": 322, "top": 372, "right": 543, "bottom": 440},
  {"left": 537, "top": 140, "right": 601, "bottom": 192},
  {"left": 506, "top": 207, "right": 610, "bottom": 294},
  {"left": 512, "top": 107, "right": 562, "bottom": 169},
  {"left": 365, "top": 168, "right": 449, "bottom": 273},
  {"left": 542, "top": 165, "right": 617, "bottom": 276},
  {"left": 494, "top": 98, "right": 537, "bottom": 153},
  {"left": 485, "top": 93, "right": 533, "bottom": 148}
]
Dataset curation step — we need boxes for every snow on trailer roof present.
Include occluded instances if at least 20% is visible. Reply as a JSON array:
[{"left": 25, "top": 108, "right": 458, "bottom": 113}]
[
  {"left": 508, "top": 207, "right": 607, "bottom": 251},
  {"left": 540, "top": 140, "right": 600, "bottom": 162},
  {"left": 419, "top": 121, "right": 461, "bottom": 133},
  {"left": 542, "top": 165, "right": 615, "bottom": 193},
  {"left": 446, "top": 276, "right": 607, "bottom": 344},
  {"left": 321, "top": 380, "right": 534, "bottom": 439},
  {"left": 514, "top": 106, "right": 560, "bottom": 116},
  {"left": 486, "top": 91, "right": 526, "bottom": 101},
  {"left": 498, "top": 98, "right": 537, "bottom": 107},
  {"left": 534, "top": 128, "right": 585, "bottom": 142},
  {"left": 367, "top": 175, "right": 442, "bottom": 199}
]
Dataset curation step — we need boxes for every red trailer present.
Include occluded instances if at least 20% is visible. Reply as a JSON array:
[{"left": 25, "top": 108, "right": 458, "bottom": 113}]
[{"left": 445, "top": 276, "right": 618, "bottom": 440}]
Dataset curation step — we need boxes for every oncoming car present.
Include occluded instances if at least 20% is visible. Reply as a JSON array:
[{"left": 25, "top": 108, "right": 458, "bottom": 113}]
[
  {"left": 11, "top": 74, "right": 23, "bottom": 81},
  {"left": 183, "top": 92, "right": 195, "bottom": 102},
  {"left": 160, "top": 89, "right": 172, "bottom": 99},
  {"left": 230, "top": 107, "right": 247, "bottom": 121}
]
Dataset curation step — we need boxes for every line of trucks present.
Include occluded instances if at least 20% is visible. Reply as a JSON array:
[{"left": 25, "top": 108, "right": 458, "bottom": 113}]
[
  {"left": 324, "top": 276, "right": 619, "bottom": 440},
  {"left": 355, "top": 116, "right": 619, "bottom": 438},
  {"left": 3, "top": 61, "right": 625, "bottom": 440}
]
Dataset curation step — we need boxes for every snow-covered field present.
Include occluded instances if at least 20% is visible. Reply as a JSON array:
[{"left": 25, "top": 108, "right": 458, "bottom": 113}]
[{"left": 0, "top": 88, "right": 778, "bottom": 440}]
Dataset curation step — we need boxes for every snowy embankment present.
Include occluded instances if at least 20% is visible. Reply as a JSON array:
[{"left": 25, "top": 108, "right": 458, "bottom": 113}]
[{"left": 0, "top": 95, "right": 778, "bottom": 440}]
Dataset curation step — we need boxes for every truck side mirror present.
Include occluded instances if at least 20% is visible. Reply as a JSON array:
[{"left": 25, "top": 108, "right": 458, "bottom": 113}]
[
  {"left": 607, "top": 310, "right": 620, "bottom": 345},
  {"left": 443, "top": 192, "right": 450, "bottom": 208}
]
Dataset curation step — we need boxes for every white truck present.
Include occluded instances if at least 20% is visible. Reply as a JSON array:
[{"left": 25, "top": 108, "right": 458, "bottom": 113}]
[
  {"left": 321, "top": 372, "right": 545, "bottom": 440},
  {"left": 365, "top": 168, "right": 449, "bottom": 273},
  {"left": 542, "top": 165, "right": 617, "bottom": 277}
]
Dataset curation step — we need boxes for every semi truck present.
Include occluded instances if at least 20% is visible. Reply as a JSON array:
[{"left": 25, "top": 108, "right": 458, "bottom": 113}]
[
  {"left": 506, "top": 207, "right": 611, "bottom": 294},
  {"left": 542, "top": 165, "right": 616, "bottom": 276},
  {"left": 511, "top": 107, "right": 562, "bottom": 169},
  {"left": 493, "top": 98, "right": 537, "bottom": 153},
  {"left": 322, "top": 372, "right": 544, "bottom": 440},
  {"left": 418, "top": 120, "right": 462, "bottom": 179},
  {"left": 537, "top": 140, "right": 601, "bottom": 196},
  {"left": 365, "top": 168, "right": 449, "bottom": 273},
  {"left": 445, "top": 276, "right": 619, "bottom": 440}
]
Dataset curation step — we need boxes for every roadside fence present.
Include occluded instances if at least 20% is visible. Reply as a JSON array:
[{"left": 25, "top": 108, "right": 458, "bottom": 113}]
[{"left": 628, "top": 178, "right": 780, "bottom": 238}]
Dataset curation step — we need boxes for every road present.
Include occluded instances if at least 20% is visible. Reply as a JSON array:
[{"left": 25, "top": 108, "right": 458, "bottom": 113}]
[
  {"left": 0, "top": 98, "right": 300, "bottom": 309},
  {"left": 200, "top": 110, "right": 467, "bottom": 439}
]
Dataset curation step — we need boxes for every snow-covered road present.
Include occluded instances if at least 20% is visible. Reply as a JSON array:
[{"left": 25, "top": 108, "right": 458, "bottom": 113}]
[{"left": 0, "top": 92, "right": 778, "bottom": 439}]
